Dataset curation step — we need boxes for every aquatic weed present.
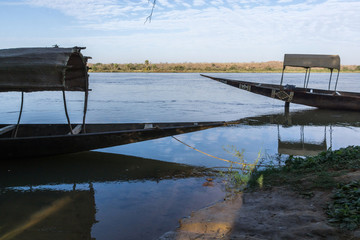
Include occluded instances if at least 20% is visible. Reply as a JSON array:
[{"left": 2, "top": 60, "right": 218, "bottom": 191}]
[
  {"left": 327, "top": 181, "right": 360, "bottom": 230},
  {"left": 221, "top": 146, "right": 261, "bottom": 194},
  {"left": 249, "top": 146, "right": 360, "bottom": 192}
]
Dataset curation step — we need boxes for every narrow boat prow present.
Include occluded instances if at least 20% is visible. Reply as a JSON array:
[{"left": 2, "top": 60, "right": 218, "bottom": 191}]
[{"left": 201, "top": 54, "right": 360, "bottom": 111}]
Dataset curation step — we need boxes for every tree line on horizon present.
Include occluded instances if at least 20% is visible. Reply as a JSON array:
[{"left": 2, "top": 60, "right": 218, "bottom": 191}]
[{"left": 88, "top": 61, "right": 360, "bottom": 73}]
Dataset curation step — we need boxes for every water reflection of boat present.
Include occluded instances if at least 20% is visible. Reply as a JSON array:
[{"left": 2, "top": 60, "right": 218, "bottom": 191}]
[
  {"left": 232, "top": 109, "right": 360, "bottom": 156},
  {"left": 277, "top": 125, "right": 327, "bottom": 156},
  {"left": 0, "top": 151, "right": 214, "bottom": 239},
  {"left": 233, "top": 109, "right": 360, "bottom": 127},
  {"left": 0, "top": 151, "right": 215, "bottom": 188},
  {"left": 202, "top": 54, "right": 360, "bottom": 111},
  {"left": 0, "top": 188, "right": 96, "bottom": 240},
  {"left": 0, "top": 47, "right": 225, "bottom": 159}
]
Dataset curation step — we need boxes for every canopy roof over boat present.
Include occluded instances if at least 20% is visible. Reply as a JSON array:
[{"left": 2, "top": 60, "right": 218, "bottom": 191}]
[
  {"left": 283, "top": 54, "right": 340, "bottom": 70},
  {"left": 0, "top": 47, "right": 89, "bottom": 92}
]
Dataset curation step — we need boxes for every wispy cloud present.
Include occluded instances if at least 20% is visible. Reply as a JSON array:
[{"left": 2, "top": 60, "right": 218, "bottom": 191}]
[
  {"left": 193, "top": 0, "right": 206, "bottom": 6},
  {"left": 22, "top": 0, "right": 150, "bottom": 22},
  {"left": 4, "top": 0, "right": 360, "bottom": 63}
]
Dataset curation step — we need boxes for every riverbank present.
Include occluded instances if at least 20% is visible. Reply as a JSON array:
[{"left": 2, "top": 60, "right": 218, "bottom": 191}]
[
  {"left": 160, "top": 146, "right": 360, "bottom": 239},
  {"left": 88, "top": 62, "right": 360, "bottom": 73}
]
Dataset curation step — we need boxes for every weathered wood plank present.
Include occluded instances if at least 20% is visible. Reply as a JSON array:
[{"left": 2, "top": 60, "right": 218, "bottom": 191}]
[{"left": 68, "top": 125, "right": 82, "bottom": 135}]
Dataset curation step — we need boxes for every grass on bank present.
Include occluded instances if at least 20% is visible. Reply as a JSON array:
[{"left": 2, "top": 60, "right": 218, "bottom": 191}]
[
  {"left": 88, "top": 61, "right": 360, "bottom": 73},
  {"left": 247, "top": 146, "right": 360, "bottom": 230}
]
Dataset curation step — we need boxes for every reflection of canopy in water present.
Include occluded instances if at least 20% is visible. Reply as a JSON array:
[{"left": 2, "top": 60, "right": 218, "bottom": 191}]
[
  {"left": 0, "top": 151, "right": 215, "bottom": 188},
  {"left": 277, "top": 125, "right": 327, "bottom": 156},
  {"left": 228, "top": 109, "right": 347, "bottom": 156}
]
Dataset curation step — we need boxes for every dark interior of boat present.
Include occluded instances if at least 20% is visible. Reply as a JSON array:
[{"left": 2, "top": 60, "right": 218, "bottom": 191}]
[{"left": 0, "top": 122, "right": 217, "bottom": 138}]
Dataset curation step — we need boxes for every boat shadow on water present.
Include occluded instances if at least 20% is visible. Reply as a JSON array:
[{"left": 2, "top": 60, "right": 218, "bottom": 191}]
[{"left": 0, "top": 151, "right": 217, "bottom": 240}]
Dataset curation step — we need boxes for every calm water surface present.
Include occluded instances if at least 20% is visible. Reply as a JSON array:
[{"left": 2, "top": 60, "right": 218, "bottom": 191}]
[{"left": 1, "top": 73, "right": 360, "bottom": 240}]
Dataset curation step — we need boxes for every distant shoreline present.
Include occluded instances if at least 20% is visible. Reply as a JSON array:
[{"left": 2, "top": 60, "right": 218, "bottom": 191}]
[{"left": 88, "top": 61, "right": 360, "bottom": 73}]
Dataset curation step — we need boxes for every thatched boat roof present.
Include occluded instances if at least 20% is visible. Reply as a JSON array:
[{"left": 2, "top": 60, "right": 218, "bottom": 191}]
[{"left": 0, "top": 47, "right": 89, "bottom": 92}]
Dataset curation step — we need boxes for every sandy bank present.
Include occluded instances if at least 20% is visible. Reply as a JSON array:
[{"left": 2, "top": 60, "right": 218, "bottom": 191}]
[{"left": 159, "top": 171, "right": 360, "bottom": 240}]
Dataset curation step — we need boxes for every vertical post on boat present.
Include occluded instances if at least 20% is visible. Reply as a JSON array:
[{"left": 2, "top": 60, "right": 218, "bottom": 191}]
[
  {"left": 284, "top": 101, "right": 290, "bottom": 113},
  {"left": 12, "top": 91, "right": 24, "bottom": 138},
  {"left": 63, "top": 89, "right": 73, "bottom": 134},
  {"left": 328, "top": 69, "right": 333, "bottom": 90},
  {"left": 305, "top": 68, "right": 311, "bottom": 89},
  {"left": 303, "top": 68, "right": 308, "bottom": 88},
  {"left": 280, "top": 66, "right": 286, "bottom": 86},
  {"left": 82, "top": 66, "right": 90, "bottom": 133},
  {"left": 82, "top": 89, "right": 88, "bottom": 133},
  {"left": 334, "top": 70, "right": 340, "bottom": 92}
]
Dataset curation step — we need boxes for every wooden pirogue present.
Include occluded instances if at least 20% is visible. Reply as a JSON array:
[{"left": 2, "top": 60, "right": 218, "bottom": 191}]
[
  {"left": 201, "top": 54, "right": 360, "bottom": 111},
  {"left": 0, "top": 47, "right": 225, "bottom": 159}
]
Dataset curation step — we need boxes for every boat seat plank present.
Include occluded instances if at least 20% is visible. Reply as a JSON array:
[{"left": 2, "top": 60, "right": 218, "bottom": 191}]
[
  {"left": 68, "top": 125, "right": 82, "bottom": 135},
  {"left": 0, "top": 125, "right": 16, "bottom": 135},
  {"left": 144, "top": 123, "right": 154, "bottom": 129}
]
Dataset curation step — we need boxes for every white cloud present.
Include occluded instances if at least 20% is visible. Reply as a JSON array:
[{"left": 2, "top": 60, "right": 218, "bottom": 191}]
[
  {"left": 5, "top": 0, "right": 360, "bottom": 64},
  {"left": 211, "top": 0, "right": 224, "bottom": 6},
  {"left": 157, "top": 0, "right": 175, "bottom": 8},
  {"left": 22, "top": 0, "right": 149, "bottom": 22},
  {"left": 193, "top": 0, "right": 205, "bottom": 6}
]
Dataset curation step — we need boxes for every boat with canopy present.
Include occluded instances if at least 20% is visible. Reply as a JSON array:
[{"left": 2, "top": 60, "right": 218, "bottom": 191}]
[
  {"left": 201, "top": 54, "right": 360, "bottom": 111},
  {"left": 0, "top": 46, "right": 225, "bottom": 159}
]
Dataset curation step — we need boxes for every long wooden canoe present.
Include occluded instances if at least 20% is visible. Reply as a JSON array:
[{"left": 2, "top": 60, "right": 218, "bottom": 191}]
[
  {"left": 0, "top": 121, "right": 225, "bottom": 159},
  {"left": 201, "top": 74, "right": 360, "bottom": 111},
  {"left": 201, "top": 54, "right": 360, "bottom": 111},
  {"left": 0, "top": 47, "right": 225, "bottom": 159}
]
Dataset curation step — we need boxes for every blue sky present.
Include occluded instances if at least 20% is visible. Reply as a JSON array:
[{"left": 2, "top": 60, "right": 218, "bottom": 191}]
[{"left": 1, "top": 0, "right": 359, "bottom": 64}]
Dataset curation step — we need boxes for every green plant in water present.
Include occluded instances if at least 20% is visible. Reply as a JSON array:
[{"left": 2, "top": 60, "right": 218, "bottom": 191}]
[
  {"left": 221, "top": 145, "right": 261, "bottom": 194},
  {"left": 327, "top": 181, "right": 360, "bottom": 230}
]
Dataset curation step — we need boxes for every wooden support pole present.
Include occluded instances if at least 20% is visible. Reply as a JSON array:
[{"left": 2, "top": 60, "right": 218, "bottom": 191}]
[{"left": 285, "top": 101, "right": 290, "bottom": 113}]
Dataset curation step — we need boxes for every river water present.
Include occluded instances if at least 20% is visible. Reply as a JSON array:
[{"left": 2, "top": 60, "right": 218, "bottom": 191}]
[{"left": 1, "top": 73, "right": 360, "bottom": 239}]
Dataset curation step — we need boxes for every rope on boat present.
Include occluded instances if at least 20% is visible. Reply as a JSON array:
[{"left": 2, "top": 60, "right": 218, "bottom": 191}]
[
  {"left": 155, "top": 125, "right": 276, "bottom": 168},
  {"left": 170, "top": 134, "right": 258, "bottom": 167}
]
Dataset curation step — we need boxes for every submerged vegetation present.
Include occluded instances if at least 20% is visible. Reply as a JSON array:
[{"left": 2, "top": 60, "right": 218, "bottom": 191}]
[{"left": 88, "top": 61, "right": 360, "bottom": 73}]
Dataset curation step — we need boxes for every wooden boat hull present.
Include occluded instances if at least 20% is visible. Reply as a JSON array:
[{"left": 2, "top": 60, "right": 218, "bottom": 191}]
[
  {"left": 201, "top": 74, "right": 360, "bottom": 111},
  {"left": 0, "top": 122, "right": 225, "bottom": 159}
]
